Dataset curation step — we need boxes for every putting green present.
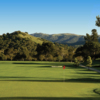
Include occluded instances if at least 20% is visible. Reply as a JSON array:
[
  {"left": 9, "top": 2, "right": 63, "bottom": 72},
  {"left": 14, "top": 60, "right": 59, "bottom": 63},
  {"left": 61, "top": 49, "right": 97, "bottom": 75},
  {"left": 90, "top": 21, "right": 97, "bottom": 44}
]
[{"left": 0, "top": 61, "right": 100, "bottom": 100}]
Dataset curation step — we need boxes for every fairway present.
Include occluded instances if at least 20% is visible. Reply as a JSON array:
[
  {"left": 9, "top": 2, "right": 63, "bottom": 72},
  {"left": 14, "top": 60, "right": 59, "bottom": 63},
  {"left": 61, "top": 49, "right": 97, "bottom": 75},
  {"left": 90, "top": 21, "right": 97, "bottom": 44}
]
[{"left": 0, "top": 61, "right": 100, "bottom": 100}]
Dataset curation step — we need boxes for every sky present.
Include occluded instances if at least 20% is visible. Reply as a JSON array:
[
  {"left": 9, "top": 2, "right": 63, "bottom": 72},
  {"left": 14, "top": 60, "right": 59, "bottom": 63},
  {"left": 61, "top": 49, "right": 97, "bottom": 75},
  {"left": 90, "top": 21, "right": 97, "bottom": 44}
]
[{"left": 0, "top": 0, "right": 100, "bottom": 35}]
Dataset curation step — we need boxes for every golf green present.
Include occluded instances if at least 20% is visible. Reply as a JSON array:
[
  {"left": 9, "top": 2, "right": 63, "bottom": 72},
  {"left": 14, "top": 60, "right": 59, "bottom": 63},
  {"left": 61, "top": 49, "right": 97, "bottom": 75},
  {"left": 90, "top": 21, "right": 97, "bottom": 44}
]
[{"left": 0, "top": 61, "right": 100, "bottom": 100}]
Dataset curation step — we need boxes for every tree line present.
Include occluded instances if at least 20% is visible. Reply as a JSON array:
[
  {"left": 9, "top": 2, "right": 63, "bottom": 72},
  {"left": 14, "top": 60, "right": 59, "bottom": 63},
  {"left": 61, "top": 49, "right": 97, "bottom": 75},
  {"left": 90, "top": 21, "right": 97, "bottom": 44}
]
[
  {"left": 0, "top": 31, "right": 76, "bottom": 61},
  {"left": 0, "top": 15, "right": 100, "bottom": 62},
  {"left": 75, "top": 15, "right": 100, "bottom": 61}
]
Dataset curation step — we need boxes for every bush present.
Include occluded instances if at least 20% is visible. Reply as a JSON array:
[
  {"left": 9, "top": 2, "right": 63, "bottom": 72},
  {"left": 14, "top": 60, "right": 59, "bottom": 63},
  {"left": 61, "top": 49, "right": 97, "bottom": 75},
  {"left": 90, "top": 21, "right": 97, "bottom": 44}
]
[
  {"left": 86, "top": 56, "right": 92, "bottom": 69},
  {"left": 74, "top": 58, "right": 80, "bottom": 67}
]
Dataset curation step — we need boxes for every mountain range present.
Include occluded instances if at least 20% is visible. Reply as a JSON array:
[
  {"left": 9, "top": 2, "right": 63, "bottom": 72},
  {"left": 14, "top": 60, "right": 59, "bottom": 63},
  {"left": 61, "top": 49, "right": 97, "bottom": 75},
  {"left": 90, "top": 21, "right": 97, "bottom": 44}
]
[
  {"left": 2, "top": 31, "right": 100, "bottom": 47},
  {"left": 30, "top": 33, "right": 85, "bottom": 47},
  {"left": 30, "top": 33, "right": 100, "bottom": 47}
]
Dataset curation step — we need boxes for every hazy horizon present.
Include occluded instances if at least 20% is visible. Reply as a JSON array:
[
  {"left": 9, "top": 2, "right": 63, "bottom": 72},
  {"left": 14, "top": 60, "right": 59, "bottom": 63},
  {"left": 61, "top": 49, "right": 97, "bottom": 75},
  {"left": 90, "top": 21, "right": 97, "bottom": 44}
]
[{"left": 0, "top": 0, "right": 100, "bottom": 35}]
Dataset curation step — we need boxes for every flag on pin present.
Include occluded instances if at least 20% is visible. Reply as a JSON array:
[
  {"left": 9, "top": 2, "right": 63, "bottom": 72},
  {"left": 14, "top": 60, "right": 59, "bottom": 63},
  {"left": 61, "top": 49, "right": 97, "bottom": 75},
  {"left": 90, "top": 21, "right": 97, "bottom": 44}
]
[{"left": 63, "top": 65, "right": 65, "bottom": 69}]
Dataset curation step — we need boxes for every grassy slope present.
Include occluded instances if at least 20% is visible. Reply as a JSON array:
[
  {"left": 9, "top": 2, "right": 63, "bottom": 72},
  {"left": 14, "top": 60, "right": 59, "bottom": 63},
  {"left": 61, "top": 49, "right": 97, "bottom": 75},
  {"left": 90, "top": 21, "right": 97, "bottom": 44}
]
[
  {"left": 18, "top": 33, "right": 43, "bottom": 44},
  {"left": 0, "top": 61, "right": 100, "bottom": 100}
]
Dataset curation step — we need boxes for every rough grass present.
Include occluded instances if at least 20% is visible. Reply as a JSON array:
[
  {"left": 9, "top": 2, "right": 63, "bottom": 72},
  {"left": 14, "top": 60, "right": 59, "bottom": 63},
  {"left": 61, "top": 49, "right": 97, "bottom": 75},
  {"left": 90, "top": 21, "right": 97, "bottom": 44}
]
[
  {"left": 18, "top": 33, "right": 43, "bottom": 44},
  {"left": 0, "top": 61, "right": 100, "bottom": 100}
]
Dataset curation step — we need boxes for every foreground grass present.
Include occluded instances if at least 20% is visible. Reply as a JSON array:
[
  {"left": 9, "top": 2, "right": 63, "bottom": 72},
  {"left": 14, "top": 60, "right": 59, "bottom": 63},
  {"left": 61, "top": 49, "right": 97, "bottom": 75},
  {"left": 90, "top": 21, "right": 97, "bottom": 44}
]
[
  {"left": 94, "top": 88, "right": 100, "bottom": 95},
  {"left": 0, "top": 61, "right": 100, "bottom": 100}
]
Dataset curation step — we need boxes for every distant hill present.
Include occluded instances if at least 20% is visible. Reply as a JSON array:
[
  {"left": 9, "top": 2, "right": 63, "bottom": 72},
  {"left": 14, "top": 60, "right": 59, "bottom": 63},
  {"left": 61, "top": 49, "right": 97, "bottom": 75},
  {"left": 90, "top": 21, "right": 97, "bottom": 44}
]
[
  {"left": 11, "top": 31, "right": 49, "bottom": 44},
  {"left": 0, "top": 31, "right": 54, "bottom": 61},
  {"left": 31, "top": 33, "right": 100, "bottom": 47},
  {"left": 30, "top": 33, "right": 85, "bottom": 46},
  {"left": 0, "top": 31, "right": 75, "bottom": 61}
]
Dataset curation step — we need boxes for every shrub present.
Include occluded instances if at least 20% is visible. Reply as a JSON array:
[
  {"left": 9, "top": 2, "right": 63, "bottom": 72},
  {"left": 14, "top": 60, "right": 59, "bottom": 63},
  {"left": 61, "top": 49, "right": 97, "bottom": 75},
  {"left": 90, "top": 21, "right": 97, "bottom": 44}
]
[{"left": 74, "top": 58, "right": 80, "bottom": 67}]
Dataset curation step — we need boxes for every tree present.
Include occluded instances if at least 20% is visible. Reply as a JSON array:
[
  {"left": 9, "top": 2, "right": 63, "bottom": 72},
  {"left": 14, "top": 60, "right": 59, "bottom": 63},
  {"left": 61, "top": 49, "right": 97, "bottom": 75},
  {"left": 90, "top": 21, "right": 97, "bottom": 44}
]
[
  {"left": 63, "top": 54, "right": 68, "bottom": 61},
  {"left": 68, "top": 53, "right": 74, "bottom": 62},
  {"left": 39, "top": 54, "right": 45, "bottom": 61},
  {"left": 86, "top": 56, "right": 92, "bottom": 70},
  {"left": 74, "top": 58, "right": 79, "bottom": 66},
  {"left": 75, "top": 29, "right": 100, "bottom": 60},
  {"left": 76, "top": 56, "right": 84, "bottom": 62},
  {"left": 36, "top": 42, "right": 56, "bottom": 59},
  {"left": 74, "top": 58, "right": 80, "bottom": 67},
  {"left": 0, "top": 53, "right": 7, "bottom": 60},
  {"left": 84, "top": 29, "right": 99, "bottom": 59},
  {"left": 4, "top": 48, "right": 17, "bottom": 60},
  {"left": 91, "top": 29, "right": 98, "bottom": 42},
  {"left": 84, "top": 33, "right": 91, "bottom": 42},
  {"left": 57, "top": 55, "right": 63, "bottom": 62},
  {"left": 95, "top": 15, "right": 100, "bottom": 27},
  {"left": 67, "top": 46, "right": 75, "bottom": 62},
  {"left": 47, "top": 54, "right": 53, "bottom": 61},
  {"left": 42, "top": 42, "right": 56, "bottom": 56},
  {"left": 84, "top": 29, "right": 99, "bottom": 42}
]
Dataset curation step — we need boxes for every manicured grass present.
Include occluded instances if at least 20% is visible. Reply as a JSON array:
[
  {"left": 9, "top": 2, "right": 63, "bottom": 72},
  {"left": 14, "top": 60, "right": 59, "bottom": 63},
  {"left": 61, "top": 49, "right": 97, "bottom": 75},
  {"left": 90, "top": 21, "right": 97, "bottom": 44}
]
[
  {"left": 0, "top": 61, "right": 100, "bottom": 100},
  {"left": 94, "top": 88, "right": 100, "bottom": 95}
]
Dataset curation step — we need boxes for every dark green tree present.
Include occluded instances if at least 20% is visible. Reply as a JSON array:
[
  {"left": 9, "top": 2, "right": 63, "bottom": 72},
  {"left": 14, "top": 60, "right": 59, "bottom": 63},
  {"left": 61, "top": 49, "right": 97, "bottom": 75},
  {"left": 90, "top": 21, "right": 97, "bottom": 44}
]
[
  {"left": 84, "top": 29, "right": 98, "bottom": 42},
  {"left": 57, "top": 55, "right": 63, "bottom": 62},
  {"left": 86, "top": 56, "right": 92, "bottom": 70},
  {"left": 95, "top": 15, "right": 100, "bottom": 27},
  {"left": 39, "top": 54, "right": 45, "bottom": 61},
  {"left": 74, "top": 58, "right": 80, "bottom": 67},
  {"left": 36, "top": 42, "right": 56, "bottom": 60},
  {"left": 91, "top": 29, "right": 99, "bottom": 42},
  {"left": 75, "top": 29, "right": 100, "bottom": 60}
]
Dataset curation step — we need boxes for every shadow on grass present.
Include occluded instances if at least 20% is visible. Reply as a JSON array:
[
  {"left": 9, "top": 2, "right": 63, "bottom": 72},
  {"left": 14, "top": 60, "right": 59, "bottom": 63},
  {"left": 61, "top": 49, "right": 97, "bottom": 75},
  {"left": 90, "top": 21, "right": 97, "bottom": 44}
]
[
  {"left": 37, "top": 66, "right": 52, "bottom": 68},
  {"left": 17, "top": 66, "right": 52, "bottom": 68},
  {"left": 77, "top": 72, "right": 100, "bottom": 74},
  {"left": 13, "top": 62, "right": 69, "bottom": 66},
  {"left": 0, "top": 62, "right": 12, "bottom": 64},
  {"left": 13, "top": 63, "right": 39, "bottom": 64},
  {"left": 93, "top": 89, "right": 100, "bottom": 95},
  {"left": 93, "top": 66, "right": 100, "bottom": 67},
  {"left": 78, "top": 69, "right": 95, "bottom": 72},
  {"left": 0, "top": 97, "right": 100, "bottom": 100},
  {"left": 0, "top": 76, "right": 36, "bottom": 78},
  {"left": 13, "top": 62, "right": 86, "bottom": 71},
  {"left": 0, "top": 78, "right": 100, "bottom": 83},
  {"left": 93, "top": 67, "right": 100, "bottom": 70},
  {"left": 15, "top": 63, "right": 80, "bottom": 69}
]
